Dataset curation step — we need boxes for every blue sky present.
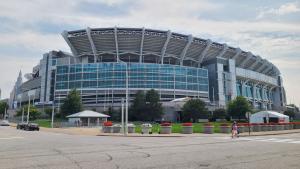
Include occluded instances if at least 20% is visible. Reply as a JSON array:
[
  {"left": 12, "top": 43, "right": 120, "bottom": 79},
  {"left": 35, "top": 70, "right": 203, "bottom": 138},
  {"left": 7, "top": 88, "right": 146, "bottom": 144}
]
[{"left": 0, "top": 0, "right": 299, "bottom": 105}]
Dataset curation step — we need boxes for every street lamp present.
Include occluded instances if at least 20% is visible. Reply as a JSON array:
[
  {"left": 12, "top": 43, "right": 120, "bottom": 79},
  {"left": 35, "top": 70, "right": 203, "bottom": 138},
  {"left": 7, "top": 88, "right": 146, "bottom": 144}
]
[
  {"left": 26, "top": 91, "right": 35, "bottom": 123},
  {"left": 119, "top": 60, "right": 129, "bottom": 135},
  {"left": 24, "top": 90, "right": 35, "bottom": 123}
]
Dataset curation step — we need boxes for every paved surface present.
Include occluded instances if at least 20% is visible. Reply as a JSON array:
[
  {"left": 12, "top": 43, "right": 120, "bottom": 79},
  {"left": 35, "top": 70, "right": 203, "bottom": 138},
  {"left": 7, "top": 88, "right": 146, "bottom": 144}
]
[{"left": 1, "top": 126, "right": 300, "bottom": 169}]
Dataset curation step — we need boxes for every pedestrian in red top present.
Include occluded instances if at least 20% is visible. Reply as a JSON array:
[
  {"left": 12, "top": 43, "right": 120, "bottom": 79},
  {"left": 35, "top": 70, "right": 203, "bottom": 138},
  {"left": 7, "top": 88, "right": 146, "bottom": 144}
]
[{"left": 231, "top": 121, "right": 238, "bottom": 138}]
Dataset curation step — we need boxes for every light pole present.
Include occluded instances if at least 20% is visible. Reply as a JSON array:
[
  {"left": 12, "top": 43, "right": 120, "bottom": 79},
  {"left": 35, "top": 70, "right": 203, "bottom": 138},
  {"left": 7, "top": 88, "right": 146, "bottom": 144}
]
[
  {"left": 21, "top": 107, "right": 24, "bottom": 123},
  {"left": 125, "top": 63, "right": 128, "bottom": 136},
  {"left": 51, "top": 102, "right": 55, "bottom": 128},
  {"left": 119, "top": 61, "right": 129, "bottom": 135},
  {"left": 27, "top": 95, "right": 31, "bottom": 123},
  {"left": 121, "top": 98, "right": 124, "bottom": 134}
]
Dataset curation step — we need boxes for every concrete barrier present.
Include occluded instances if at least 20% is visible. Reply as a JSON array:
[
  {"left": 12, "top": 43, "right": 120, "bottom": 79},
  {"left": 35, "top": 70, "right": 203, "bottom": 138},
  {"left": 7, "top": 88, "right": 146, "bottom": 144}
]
[{"left": 182, "top": 126, "right": 193, "bottom": 134}]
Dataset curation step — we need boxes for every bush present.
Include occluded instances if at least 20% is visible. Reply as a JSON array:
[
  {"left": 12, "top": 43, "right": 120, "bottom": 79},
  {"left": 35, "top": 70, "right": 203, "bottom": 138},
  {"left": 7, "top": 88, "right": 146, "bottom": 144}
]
[
  {"left": 16, "top": 105, "right": 41, "bottom": 121},
  {"left": 104, "top": 121, "right": 113, "bottom": 126},
  {"left": 182, "top": 122, "right": 193, "bottom": 126},
  {"left": 44, "top": 108, "right": 53, "bottom": 117},
  {"left": 160, "top": 122, "right": 171, "bottom": 126},
  {"left": 213, "top": 108, "right": 227, "bottom": 120}
]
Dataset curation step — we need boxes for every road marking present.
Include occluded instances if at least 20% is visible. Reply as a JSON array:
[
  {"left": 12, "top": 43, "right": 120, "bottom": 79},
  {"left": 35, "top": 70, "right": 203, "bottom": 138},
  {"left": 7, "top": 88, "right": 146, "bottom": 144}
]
[
  {"left": 0, "top": 137, "right": 24, "bottom": 140},
  {"left": 215, "top": 137, "right": 300, "bottom": 144}
]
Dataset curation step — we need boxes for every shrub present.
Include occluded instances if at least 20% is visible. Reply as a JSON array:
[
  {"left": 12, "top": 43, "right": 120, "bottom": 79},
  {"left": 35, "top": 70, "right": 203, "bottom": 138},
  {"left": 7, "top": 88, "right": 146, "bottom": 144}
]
[
  {"left": 160, "top": 122, "right": 171, "bottom": 126},
  {"left": 204, "top": 123, "right": 213, "bottom": 126},
  {"left": 103, "top": 121, "right": 113, "bottom": 126},
  {"left": 182, "top": 122, "right": 193, "bottom": 126},
  {"left": 220, "top": 123, "right": 229, "bottom": 127}
]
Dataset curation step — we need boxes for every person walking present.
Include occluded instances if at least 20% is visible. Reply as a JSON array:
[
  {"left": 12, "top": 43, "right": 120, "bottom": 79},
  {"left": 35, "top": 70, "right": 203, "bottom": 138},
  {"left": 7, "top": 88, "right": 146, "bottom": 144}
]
[{"left": 231, "top": 121, "right": 238, "bottom": 138}]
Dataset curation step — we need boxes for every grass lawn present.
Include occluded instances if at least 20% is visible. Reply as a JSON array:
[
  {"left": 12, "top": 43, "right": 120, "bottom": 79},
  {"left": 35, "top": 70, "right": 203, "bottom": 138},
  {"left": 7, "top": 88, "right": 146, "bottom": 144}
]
[
  {"left": 32, "top": 119, "right": 63, "bottom": 128},
  {"left": 133, "top": 122, "right": 231, "bottom": 133},
  {"left": 32, "top": 119, "right": 232, "bottom": 133}
]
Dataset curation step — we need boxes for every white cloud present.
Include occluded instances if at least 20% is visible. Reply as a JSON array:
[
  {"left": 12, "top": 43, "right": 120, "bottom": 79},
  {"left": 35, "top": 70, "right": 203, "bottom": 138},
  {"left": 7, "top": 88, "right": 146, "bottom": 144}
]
[
  {"left": 257, "top": 2, "right": 300, "bottom": 19},
  {"left": 0, "top": 31, "right": 69, "bottom": 53},
  {"left": 0, "top": 0, "right": 300, "bottom": 104}
]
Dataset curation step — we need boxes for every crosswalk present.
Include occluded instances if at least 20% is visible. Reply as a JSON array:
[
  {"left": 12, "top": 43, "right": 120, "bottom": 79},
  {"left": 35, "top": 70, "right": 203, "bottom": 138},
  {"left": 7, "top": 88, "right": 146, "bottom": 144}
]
[{"left": 217, "top": 136, "right": 300, "bottom": 144}]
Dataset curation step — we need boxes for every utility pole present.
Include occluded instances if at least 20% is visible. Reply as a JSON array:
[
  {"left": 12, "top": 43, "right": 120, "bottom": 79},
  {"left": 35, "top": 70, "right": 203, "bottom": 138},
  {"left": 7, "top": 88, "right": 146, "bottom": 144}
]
[
  {"left": 125, "top": 63, "right": 129, "bottom": 136},
  {"left": 27, "top": 95, "right": 30, "bottom": 123},
  {"left": 21, "top": 107, "right": 24, "bottom": 123},
  {"left": 121, "top": 98, "right": 124, "bottom": 135},
  {"left": 4, "top": 107, "right": 7, "bottom": 120},
  {"left": 51, "top": 102, "right": 55, "bottom": 128}
]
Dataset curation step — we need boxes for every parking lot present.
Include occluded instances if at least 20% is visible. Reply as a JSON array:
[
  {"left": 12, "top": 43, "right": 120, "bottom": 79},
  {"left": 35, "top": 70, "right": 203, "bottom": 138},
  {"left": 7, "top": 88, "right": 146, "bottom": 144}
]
[{"left": 1, "top": 126, "right": 300, "bottom": 169}]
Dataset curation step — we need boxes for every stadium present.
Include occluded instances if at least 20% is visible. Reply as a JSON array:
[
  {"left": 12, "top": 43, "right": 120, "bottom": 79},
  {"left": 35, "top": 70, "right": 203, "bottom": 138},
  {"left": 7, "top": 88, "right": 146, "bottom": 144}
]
[{"left": 9, "top": 27, "right": 287, "bottom": 120}]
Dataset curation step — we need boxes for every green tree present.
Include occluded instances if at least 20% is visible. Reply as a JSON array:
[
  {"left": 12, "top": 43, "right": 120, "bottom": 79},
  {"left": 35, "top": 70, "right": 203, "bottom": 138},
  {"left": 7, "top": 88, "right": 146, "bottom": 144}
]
[
  {"left": 60, "top": 89, "right": 83, "bottom": 118},
  {"left": 145, "top": 89, "right": 163, "bottom": 121},
  {"left": 129, "top": 89, "right": 163, "bottom": 121},
  {"left": 284, "top": 110, "right": 295, "bottom": 119},
  {"left": 212, "top": 108, "right": 227, "bottom": 120},
  {"left": 181, "top": 99, "right": 208, "bottom": 122},
  {"left": 227, "top": 96, "right": 252, "bottom": 120},
  {"left": 44, "top": 108, "right": 53, "bottom": 117},
  {"left": 0, "top": 101, "right": 9, "bottom": 118},
  {"left": 16, "top": 105, "right": 41, "bottom": 121},
  {"left": 104, "top": 107, "right": 121, "bottom": 121},
  {"left": 129, "top": 91, "right": 146, "bottom": 121}
]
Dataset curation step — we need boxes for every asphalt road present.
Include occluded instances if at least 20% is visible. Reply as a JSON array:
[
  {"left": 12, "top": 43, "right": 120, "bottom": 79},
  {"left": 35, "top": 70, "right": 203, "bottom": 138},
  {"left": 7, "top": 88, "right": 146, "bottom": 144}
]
[{"left": 1, "top": 126, "right": 300, "bottom": 169}]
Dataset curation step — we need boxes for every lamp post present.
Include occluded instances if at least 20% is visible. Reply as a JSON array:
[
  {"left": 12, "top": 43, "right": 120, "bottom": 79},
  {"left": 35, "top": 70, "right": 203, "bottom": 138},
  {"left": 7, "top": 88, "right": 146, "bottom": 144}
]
[
  {"left": 51, "top": 101, "right": 55, "bottom": 128},
  {"left": 121, "top": 98, "right": 124, "bottom": 134},
  {"left": 27, "top": 95, "right": 31, "bottom": 123},
  {"left": 119, "top": 60, "right": 129, "bottom": 135},
  {"left": 26, "top": 90, "right": 35, "bottom": 123}
]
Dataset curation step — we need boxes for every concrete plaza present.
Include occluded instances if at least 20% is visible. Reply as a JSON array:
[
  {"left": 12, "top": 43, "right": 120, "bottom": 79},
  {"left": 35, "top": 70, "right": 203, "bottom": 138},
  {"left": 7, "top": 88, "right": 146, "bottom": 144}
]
[{"left": 0, "top": 126, "right": 300, "bottom": 169}]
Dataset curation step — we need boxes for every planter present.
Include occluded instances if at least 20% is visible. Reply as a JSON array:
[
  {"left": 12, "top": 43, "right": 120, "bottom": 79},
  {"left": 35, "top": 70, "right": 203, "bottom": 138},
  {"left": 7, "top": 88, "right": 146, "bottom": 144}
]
[
  {"left": 160, "top": 126, "right": 172, "bottom": 134},
  {"left": 244, "top": 125, "right": 253, "bottom": 132},
  {"left": 182, "top": 126, "right": 193, "bottom": 134},
  {"left": 141, "top": 123, "right": 152, "bottom": 134},
  {"left": 266, "top": 124, "right": 272, "bottom": 131},
  {"left": 220, "top": 126, "right": 231, "bottom": 133},
  {"left": 292, "top": 122, "right": 300, "bottom": 129},
  {"left": 252, "top": 124, "right": 261, "bottom": 132},
  {"left": 284, "top": 124, "right": 289, "bottom": 130},
  {"left": 268, "top": 124, "right": 274, "bottom": 131},
  {"left": 128, "top": 124, "right": 136, "bottom": 133},
  {"left": 294, "top": 123, "right": 300, "bottom": 129},
  {"left": 277, "top": 124, "right": 284, "bottom": 130},
  {"left": 112, "top": 124, "right": 121, "bottom": 133},
  {"left": 203, "top": 125, "right": 214, "bottom": 134},
  {"left": 271, "top": 124, "right": 278, "bottom": 131},
  {"left": 289, "top": 124, "right": 294, "bottom": 130},
  {"left": 238, "top": 126, "right": 245, "bottom": 133},
  {"left": 260, "top": 124, "right": 268, "bottom": 131},
  {"left": 102, "top": 126, "right": 113, "bottom": 133}
]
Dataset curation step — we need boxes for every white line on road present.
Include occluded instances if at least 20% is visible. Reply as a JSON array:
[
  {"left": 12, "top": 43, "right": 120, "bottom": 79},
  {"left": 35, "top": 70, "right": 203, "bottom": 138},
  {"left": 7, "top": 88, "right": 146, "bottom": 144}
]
[
  {"left": 215, "top": 137, "right": 300, "bottom": 144},
  {"left": 0, "top": 137, "right": 24, "bottom": 140}
]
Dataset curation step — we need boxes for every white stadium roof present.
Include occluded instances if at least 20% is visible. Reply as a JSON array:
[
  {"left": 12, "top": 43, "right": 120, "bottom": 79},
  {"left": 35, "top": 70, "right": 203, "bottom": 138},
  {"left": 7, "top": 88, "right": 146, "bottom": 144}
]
[{"left": 62, "top": 27, "right": 280, "bottom": 77}]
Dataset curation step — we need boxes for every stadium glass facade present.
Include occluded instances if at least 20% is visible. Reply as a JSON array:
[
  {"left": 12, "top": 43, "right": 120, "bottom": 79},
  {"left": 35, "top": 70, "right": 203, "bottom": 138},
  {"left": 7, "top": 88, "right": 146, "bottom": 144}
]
[{"left": 56, "top": 63, "right": 209, "bottom": 101}]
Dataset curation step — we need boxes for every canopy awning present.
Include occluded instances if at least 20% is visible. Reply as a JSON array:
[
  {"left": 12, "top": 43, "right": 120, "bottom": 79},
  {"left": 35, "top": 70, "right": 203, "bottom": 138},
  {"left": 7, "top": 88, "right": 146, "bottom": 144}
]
[
  {"left": 250, "top": 111, "right": 289, "bottom": 123},
  {"left": 66, "top": 110, "right": 110, "bottom": 118}
]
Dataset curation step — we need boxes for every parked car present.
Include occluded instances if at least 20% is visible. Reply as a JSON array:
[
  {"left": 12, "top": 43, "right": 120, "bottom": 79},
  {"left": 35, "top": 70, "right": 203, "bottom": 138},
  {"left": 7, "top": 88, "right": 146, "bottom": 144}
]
[
  {"left": 16, "top": 122, "right": 27, "bottom": 130},
  {"left": 0, "top": 120, "right": 10, "bottom": 126},
  {"left": 17, "top": 123, "right": 39, "bottom": 131},
  {"left": 25, "top": 123, "right": 40, "bottom": 131}
]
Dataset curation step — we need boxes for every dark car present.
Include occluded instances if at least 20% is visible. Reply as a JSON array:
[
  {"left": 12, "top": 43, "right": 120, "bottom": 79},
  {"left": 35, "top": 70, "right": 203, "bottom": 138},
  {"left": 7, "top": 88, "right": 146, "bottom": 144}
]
[
  {"left": 16, "top": 122, "right": 27, "bottom": 129},
  {"left": 17, "top": 123, "right": 39, "bottom": 131},
  {"left": 25, "top": 123, "right": 39, "bottom": 131}
]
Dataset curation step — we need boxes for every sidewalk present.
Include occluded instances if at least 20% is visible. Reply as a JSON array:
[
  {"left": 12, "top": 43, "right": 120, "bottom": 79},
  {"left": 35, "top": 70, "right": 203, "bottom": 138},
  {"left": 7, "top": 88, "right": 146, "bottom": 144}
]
[
  {"left": 41, "top": 127, "right": 101, "bottom": 136},
  {"left": 239, "top": 129, "right": 300, "bottom": 137},
  {"left": 10, "top": 124, "right": 300, "bottom": 137}
]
